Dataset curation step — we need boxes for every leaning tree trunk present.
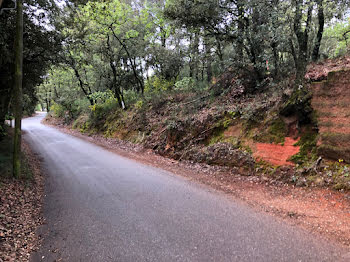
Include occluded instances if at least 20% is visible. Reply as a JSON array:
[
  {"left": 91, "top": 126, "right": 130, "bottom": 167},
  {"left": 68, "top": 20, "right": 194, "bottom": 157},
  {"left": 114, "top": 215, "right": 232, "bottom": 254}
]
[
  {"left": 13, "top": 0, "right": 23, "bottom": 178},
  {"left": 312, "top": 0, "right": 324, "bottom": 62},
  {"left": 237, "top": 0, "right": 244, "bottom": 63},
  {"left": 293, "top": 0, "right": 313, "bottom": 84}
]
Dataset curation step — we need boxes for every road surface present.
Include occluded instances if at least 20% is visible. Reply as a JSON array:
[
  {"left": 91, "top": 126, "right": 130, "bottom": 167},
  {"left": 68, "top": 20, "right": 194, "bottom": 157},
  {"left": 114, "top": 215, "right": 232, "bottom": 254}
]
[{"left": 24, "top": 113, "right": 348, "bottom": 261}]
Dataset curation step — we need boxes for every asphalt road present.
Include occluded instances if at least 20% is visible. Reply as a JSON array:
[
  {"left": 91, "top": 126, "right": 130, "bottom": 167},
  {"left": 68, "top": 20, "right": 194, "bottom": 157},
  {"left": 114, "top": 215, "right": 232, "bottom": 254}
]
[{"left": 25, "top": 113, "right": 349, "bottom": 262}]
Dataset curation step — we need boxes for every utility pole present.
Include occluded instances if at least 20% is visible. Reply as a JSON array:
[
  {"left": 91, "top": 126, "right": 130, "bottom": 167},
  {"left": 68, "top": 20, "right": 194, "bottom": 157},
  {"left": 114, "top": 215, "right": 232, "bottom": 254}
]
[{"left": 13, "top": 0, "right": 23, "bottom": 178}]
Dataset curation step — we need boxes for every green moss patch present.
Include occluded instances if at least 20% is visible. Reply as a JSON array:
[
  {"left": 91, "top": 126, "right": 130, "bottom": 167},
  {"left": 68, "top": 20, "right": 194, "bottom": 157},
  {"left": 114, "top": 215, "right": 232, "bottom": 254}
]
[
  {"left": 207, "top": 111, "right": 240, "bottom": 146},
  {"left": 290, "top": 127, "right": 318, "bottom": 164},
  {"left": 280, "top": 85, "right": 313, "bottom": 124},
  {"left": 254, "top": 118, "right": 287, "bottom": 144}
]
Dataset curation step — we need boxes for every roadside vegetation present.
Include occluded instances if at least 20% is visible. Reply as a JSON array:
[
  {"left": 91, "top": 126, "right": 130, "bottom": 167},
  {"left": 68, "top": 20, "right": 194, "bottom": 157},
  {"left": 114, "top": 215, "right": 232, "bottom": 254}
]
[
  {"left": 40, "top": 0, "right": 350, "bottom": 192},
  {"left": 2, "top": 0, "right": 350, "bottom": 258}
]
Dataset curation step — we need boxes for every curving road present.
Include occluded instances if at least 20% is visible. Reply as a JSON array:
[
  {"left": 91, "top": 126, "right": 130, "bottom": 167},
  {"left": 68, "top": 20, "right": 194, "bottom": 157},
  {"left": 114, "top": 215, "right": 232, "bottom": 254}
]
[{"left": 25, "top": 113, "right": 348, "bottom": 261}]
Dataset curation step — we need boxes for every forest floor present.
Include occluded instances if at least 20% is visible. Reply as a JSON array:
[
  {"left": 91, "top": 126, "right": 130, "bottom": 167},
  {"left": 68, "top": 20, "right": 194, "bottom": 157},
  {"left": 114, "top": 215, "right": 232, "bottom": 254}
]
[
  {"left": 45, "top": 118, "right": 350, "bottom": 248},
  {"left": 0, "top": 129, "right": 44, "bottom": 262}
]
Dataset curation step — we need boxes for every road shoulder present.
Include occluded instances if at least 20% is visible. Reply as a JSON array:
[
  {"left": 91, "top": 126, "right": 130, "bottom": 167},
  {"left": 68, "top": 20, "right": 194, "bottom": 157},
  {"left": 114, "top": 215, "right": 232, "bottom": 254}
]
[
  {"left": 0, "top": 132, "right": 44, "bottom": 262},
  {"left": 44, "top": 119, "right": 350, "bottom": 248}
]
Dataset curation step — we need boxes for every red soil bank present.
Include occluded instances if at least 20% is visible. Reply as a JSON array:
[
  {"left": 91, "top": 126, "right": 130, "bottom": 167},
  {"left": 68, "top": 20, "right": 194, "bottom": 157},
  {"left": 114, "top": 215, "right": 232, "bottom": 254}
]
[
  {"left": 311, "top": 70, "right": 350, "bottom": 162},
  {"left": 254, "top": 137, "right": 300, "bottom": 166}
]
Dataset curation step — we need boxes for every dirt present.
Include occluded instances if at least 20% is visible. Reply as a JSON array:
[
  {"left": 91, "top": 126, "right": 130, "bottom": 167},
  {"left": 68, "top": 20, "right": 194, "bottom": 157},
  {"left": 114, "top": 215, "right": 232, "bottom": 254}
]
[
  {"left": 311, "top": 70, "right": 350, "bottom": 162},
  {"left": 0, "top": 140, "right": 44, "bottom": 262},
  {"left": 41, "top": 60, "right": 350, "bottom": 247},
  {"left": 45, "top": 119, "right": 350, "bottom": 248},
  {"left": 306, "top": 56, "right": 350, "bottom": 81},
  {"left": 253, "top": 137, "right": 300, "bottom": 166}
]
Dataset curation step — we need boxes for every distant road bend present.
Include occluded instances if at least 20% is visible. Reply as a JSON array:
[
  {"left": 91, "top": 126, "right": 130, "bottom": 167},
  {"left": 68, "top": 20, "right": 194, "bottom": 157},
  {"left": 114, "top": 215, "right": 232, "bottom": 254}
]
[{"left": 25, "top": 113, "right": 349, "bottom": 261}]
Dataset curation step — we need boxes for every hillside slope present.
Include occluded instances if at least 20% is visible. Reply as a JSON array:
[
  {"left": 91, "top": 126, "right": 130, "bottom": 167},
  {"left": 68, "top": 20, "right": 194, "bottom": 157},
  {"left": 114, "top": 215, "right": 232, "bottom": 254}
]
[{"left": 46, "top": 58, "right": 350, "bottom": 191}]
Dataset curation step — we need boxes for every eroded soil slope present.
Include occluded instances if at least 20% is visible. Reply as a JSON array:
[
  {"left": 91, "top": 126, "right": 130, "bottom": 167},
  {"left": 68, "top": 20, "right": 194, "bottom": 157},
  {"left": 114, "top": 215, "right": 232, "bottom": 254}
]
[{"left": 311, "top": 70, "right": 350, "bottom": 162}]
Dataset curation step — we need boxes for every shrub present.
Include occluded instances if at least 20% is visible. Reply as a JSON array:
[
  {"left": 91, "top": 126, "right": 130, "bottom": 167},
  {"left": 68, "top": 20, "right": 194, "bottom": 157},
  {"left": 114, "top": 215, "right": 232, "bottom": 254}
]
[
  {"left": 89, "top": 90, "right": 114, "bottom": 104},
  {"left": 89, "top": 97, "right": 119, "bottom": 122},
  {"left": 134, "top": 100, "right": 144, "bottom": 110},
  {"left": 174, "top": 77, "right": 194, "bottom": 90},
  {"left": 50, "top": 102, "right": 65, "bottom": 118},
  {"left": 145, "top": 76, "right": 174, "bottom": 93}
]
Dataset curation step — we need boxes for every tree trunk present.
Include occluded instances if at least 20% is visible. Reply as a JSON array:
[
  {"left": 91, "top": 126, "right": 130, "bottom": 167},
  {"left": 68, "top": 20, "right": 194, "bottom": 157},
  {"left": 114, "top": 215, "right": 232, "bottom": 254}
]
[
  {"left": 110, "top": 27, "right": 144, "bottom": 94},
  {"left": 160, "top": 26, "right": 166, "bottom": 48},
  {"left": 106, "top": 34, "right": 125, "bottom": 109},
  {"left": 72, "top": 66, "right": 94, "bottom": 106},
  {"left": 237, "top": 0, "right": 244, "bottom": 62},
  {"left": 189, "top": 32, "right": 199, "bottom": 80},
  {"left": 215, "top": 37, "right": 224, "bottom": 71},
  {"left": 194, "top": 33, "right": 200, "bottom": 81},
  {"left": 109, "top": 60, "right": 123, "bottom": 109},
  {"left": 205, "top": 36, "right": 213, "bottom": 84},
  {"left": 189, "top": 35, "right": 194, "bottom": 78},
  {"left": 312, "top": 0, "right": 324, "bottom": 61},
  {"left": 293, "top": 0, "right": 313, "bottom": 83},
  {"left": 271, "top": 42, "right": 279, "bottom": 76},
  {"left": 13, "top": 0, "right": 23, "bottom": 178}
]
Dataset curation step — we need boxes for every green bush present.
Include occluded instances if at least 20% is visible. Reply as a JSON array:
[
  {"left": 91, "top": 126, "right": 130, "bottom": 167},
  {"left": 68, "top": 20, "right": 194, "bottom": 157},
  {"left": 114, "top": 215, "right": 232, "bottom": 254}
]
[
  {"left": 134, "top": 100, "right": 144, "bottom": 110},
  {"left": 145, "top": 76, "right": 174, "bottom": 93},
  {"left": 50, "top": 102, "right": 66, "bottom": 118},
  {"left": 89, "top": 90, "right": 114, "bottom": 104},
  {"left": 89, "top": 97, "right": 119, "bottom": 122},
  {"left": 174, "top": 77, "right": 194, "bottom": 90}
]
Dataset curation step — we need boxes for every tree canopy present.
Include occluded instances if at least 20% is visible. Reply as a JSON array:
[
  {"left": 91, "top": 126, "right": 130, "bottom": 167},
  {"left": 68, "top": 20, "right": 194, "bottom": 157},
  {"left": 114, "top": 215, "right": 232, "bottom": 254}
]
[{"left": 1, "top": 0, "right": 350, "bottom": 131}]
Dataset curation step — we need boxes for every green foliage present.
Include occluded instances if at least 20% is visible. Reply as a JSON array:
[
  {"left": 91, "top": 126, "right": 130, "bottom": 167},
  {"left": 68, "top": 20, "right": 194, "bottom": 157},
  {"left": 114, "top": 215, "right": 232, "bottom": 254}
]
[
  {"left": 280, "top": 86, "right": 313, "bottom": 125},
  {"left": 89, "top": 97, "right": 119, "bottom": 123},
  {"left": 322, "top": 18, "right": 350, "bottom": 58},
  {"left": 322, "top": 162, "right": 350, "bottom": 191},
  {"left": 254, "top": 118, "right": 287, "bottom": 144},
  {"left": 89, "top": 91, "right": 115, "bottom": 104},
  {"left": 268, "top": 119, "right": 287, "bottom": 144},
  {"left": 0, "top": 125, "right": 6, "bottom": 141},
  {"left": 0, "top": 1, "right": 61, "bottom": 124},
  {"left": 5, "top": 114, "right": 14, "bottom": 120},
  {"left": 207, "top": 112, "right": 238, "bottom": 146},
  {"left": 174, "top": 77, "right": 195, "bottom": 90},
  {"left": 50, "top": 102, "right": 66, "bottom": 118},
  {"left": 134, "top": 100, "right": 144, "bottom": 110},
  {"left": 145, "top": 76, "right": 175, "bottom": 92},
  {"left": 290, "top": 128, "right": 318, "bottom": 164}
]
